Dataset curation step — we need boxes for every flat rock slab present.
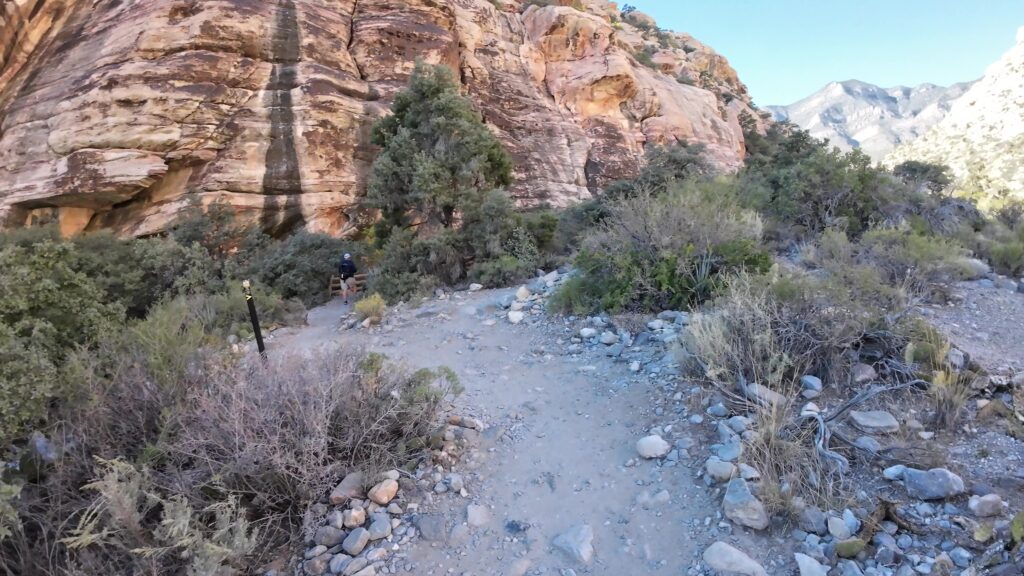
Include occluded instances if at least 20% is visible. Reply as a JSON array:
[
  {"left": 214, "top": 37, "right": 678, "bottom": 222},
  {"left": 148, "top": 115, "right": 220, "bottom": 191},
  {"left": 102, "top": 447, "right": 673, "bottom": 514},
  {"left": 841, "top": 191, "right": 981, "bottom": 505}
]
[
  {"left": 903, "top": 468, "right": 965, "bottom": 500},
  {"left": 849, "top": 410, "right": 900, "bottom": 434}
]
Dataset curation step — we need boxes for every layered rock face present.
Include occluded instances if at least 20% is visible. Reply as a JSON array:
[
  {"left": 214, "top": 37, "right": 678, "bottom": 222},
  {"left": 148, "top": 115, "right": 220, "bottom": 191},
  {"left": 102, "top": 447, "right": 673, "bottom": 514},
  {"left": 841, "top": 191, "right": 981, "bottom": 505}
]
[
  {"left": 886, "top": 27, "right": 1024, "bottom": 205},
  {"left": 0, "top": 0, "right": 759, "bottom": 237}
]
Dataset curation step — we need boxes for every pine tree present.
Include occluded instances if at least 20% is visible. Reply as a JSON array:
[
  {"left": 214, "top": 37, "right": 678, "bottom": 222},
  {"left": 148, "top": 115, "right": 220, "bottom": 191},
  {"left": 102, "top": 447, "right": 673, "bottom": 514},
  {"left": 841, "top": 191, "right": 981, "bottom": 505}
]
[{"left": 367, "top": 61, "right": 512, "bottom": 242}]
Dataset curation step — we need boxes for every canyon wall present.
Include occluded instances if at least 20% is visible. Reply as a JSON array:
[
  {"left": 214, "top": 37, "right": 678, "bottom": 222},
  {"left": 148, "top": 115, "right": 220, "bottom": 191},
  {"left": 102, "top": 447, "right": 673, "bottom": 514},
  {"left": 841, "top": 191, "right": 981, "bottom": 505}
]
[{"left": 0, "top": 0, "right": 760, "bottom": 237}]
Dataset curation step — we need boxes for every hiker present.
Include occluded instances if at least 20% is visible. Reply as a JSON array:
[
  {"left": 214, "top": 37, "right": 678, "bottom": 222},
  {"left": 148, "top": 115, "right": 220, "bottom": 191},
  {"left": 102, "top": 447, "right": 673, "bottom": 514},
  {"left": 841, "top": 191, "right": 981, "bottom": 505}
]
[{"left": 338, "top": 253, "right": 357, "bottom": 304}]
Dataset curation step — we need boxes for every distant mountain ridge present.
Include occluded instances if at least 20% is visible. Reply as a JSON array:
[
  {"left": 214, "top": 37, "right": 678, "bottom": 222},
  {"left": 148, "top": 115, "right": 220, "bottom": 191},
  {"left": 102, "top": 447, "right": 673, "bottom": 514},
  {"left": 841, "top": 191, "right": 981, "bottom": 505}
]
[
  {"left": 886, "top": 27, "right": 1024, "bottom": 204},
  {"left": 767, "top": 79, "right": 974, "bottom": 161}
]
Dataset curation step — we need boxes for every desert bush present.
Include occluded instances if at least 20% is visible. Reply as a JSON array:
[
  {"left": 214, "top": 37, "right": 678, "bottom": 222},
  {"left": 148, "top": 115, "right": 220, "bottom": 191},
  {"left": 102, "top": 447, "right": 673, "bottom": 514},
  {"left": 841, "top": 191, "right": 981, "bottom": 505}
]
[
  {"left": 0, "top": 482, "right": 19, "bottom": 543},
  {"left": 855, "top": 228, "right": 973, "bottom": 290},
  {"left": 893, "top": 160, "right": 953, "bottom": 194},
  {"left": 0, "top": 241, "right": 121, "bottom": 358},
  {"left": 355, "top": 293, "right": 387, "bottom": 323},
  {"left": 237, "top": 230, "right": 358, "bottom": 308},
  {"left": 4, "top": 334, "right": 457, "bottom": 574},
  {"left": 989, "top": 239, "right": 1024, "bottom": 276},
  {"left": 745, "top": 402, "right": 840, "bottom": 514},
  {"left": 689, "top": 268, "right": 908, "bottom": 392},
  {"left": 469, "top": 255, "right": 534, "bottom": 288},
  {"left": 687, "top": 274, "right": 801, "bottom": 393},
  {"left": 604, "top": 142, "right": 712, "bottom": 199},
  {"left": 633, "top": 47, "right": 657, "bottom": 69},
  {"left": 61, "top": 459, "right": 257, "bottom": 576},
  {"left": 902, "top": 331, "right": 973, "bottom": 429},
  {"left": 0, "top": 325, "right": 58, "bottom": 446},
  {"left": 738, "top": 125, "right": 926, "bottom": 244},
  {"left": 553, "top": 180, "right": 770, "bottom": 313}
]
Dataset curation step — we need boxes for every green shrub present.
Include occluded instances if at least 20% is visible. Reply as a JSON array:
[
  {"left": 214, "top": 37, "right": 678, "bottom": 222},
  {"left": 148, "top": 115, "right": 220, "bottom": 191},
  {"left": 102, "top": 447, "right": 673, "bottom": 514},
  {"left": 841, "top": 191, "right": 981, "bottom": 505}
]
[
  {"left": 604, "top": 142, "right": 711, "bottom": 199},
  {"left": 0, "top": 326, "right": 58, "bottom": 444},
  {"left": 633, "top": 48, "right": 657, "bottom": 69},
  {"left": 0, "top": 481, "right": 20, "bottom": 543},
  {"left": 857, "top": 228, "right": 972, "bottom": 289},
  {"left": 237, "top": 230, "right": 357, "bottom": 307},
  {"left": 470, "top": 255, "right": 534, "bottom": 288},
  {"left": 553, "top": 180, "right": 770, "bottom": 313},
  {"left": 738, "top": 124, "right": 928, "bottom": 244},
  {"left": 990, "top": 240, "right": 1024, "bottom": 276}
]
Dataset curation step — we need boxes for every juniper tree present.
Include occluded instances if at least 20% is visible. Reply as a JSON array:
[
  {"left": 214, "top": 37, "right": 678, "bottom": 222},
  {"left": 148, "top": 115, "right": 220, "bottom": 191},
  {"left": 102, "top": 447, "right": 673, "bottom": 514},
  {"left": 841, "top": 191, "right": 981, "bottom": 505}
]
[{"left": 367, "top": 61, "right": 512, "bottom": 243}]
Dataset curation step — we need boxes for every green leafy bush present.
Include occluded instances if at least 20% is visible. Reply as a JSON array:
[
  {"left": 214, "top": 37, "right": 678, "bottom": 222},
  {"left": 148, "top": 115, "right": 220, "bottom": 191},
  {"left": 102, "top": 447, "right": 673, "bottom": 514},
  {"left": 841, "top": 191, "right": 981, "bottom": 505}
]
[
  {"left": 0, "top": 326, "right": 58, "bottom": 445},
  {"left": 552, "top": 180, "right": 770, "bottom": 313},
  {"left": 604, "top": 142, "right": 711, "bottom": 199},
  {"left": 633, "top": 48, "right": 657, "bottom": 69},
  {"left": 237, "top": 230, "right": 357, "bottom": 307}
]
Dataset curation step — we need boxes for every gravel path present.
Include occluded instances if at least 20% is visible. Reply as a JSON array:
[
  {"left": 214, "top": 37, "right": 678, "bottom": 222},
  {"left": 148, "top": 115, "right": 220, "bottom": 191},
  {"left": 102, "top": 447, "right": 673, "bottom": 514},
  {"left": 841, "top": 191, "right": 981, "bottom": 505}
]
[
  {"left": 926, "top": 279, "right": 1024, "bottom": 375},
  {"left": 272, "top": 288, "right": 781, "bottom": 575}
]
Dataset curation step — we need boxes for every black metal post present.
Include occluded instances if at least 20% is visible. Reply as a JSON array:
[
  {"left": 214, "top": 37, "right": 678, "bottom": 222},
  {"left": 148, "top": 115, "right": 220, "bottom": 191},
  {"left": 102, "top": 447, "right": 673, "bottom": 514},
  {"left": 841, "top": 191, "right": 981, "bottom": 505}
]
[{"left": 242, "top": 280, "right": 267, "bottom": 359}]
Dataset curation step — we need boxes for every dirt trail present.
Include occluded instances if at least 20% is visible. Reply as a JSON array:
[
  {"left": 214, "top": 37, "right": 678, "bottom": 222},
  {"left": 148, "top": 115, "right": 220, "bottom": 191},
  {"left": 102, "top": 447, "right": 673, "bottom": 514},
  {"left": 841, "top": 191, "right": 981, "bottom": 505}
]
[{"left": 270, "top": 288, "right": 778, "bottom": 575}]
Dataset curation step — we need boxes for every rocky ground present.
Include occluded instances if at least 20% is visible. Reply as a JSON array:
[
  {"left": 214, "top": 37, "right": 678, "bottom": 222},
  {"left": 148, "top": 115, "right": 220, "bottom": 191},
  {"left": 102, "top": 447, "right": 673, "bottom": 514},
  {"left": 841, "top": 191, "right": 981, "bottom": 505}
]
[{"left": 265, "top": 271, "right": 1024, "bottom": 576}]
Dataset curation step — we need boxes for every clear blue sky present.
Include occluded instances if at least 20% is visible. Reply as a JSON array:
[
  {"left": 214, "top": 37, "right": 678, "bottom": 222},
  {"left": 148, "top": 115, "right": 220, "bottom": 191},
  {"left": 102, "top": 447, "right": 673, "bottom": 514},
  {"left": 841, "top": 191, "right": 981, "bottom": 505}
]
[{"left": 625, "top": 1, "right": 1024, "bottom": 105}]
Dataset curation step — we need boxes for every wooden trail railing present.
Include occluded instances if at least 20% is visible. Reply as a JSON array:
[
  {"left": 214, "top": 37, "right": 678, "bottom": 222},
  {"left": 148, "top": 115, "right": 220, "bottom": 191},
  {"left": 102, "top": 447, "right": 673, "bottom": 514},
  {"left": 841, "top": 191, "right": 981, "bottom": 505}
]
[{"left": 329, "top": 273, "right": 368, "bottom": 298}]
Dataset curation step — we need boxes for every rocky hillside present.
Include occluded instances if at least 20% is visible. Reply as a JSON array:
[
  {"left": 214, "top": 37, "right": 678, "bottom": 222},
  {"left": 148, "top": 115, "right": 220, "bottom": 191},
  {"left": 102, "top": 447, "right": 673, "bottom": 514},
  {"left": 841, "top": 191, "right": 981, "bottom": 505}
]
[
  {"left": 0, "top": 0, "right": 760, "bottom": 238},
  {"left": 886, "top": 27, "right": 1024, "bottom": 204},
  {"left": 767, "top": 79, "right": 973, "bottom": 161}
]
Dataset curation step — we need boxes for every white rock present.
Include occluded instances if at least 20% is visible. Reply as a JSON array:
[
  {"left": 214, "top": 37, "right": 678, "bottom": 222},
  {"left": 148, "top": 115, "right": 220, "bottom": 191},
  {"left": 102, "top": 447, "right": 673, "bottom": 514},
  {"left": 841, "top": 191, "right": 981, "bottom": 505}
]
[
  {"left": 599, "top": 331, "right": 619, "bottom": 345},
  {"left": 705, "top": 456, "right": 738, "bottom": 482},
  {"left": 515, "top": 286, "right": 531, "bottom": 301},
  {"left": 552, "top": 524, "right": 594, "bottom": 564},
  {"left": 579, "top": 327, "right": 597, "bottom": 338},
  {"left": 468, "top": 283, "right": 483, "bottom": 292},
  {"left": 794, "top": 553, "right": 829, "bottom": 576},
  {"left": 636, "top": 435, "right": 671, "bottom": 459},
  {"left": 968, "top": 494, "right": 1004, "bottom": 517},
  {"left": 744, "top": 382, "right": 786, "bottom": 407},
  {"left": 849, "top": 410, "right": 900, "bottom": 434},
  {"left": 507, "top": 311, "right": 524, "bottom": 324},
  {"left": 828, "top": 515, "right": 852, "bottom": 539},
  {"left": 702, "top": 541, "right": 768, "bottom": 576}
]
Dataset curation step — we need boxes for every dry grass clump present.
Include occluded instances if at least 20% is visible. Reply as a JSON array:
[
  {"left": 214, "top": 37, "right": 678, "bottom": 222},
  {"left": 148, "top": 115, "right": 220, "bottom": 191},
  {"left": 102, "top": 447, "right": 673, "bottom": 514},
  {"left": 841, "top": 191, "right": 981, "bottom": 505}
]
[
  {"left": 2, "top": 303, "right": 457, "bottom": 575},
  {"left": 903, "top": 328, "right": 974, "bottom": 429},
  {"left": 687, "top": 270, "right": 917, "bottom": 511},
  {"left": 355, "top": 293, "right": 387, "bottom": 324},
  {"left": 744, "top": 404, "right": 844, "bottom": 514}
]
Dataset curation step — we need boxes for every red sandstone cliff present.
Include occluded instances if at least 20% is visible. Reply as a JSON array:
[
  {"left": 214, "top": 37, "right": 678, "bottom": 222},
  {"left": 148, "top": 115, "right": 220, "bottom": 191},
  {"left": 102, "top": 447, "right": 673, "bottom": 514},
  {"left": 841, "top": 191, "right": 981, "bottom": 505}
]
[{"left": 0, "top": 0, "right": 762, "bottom": 237}]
